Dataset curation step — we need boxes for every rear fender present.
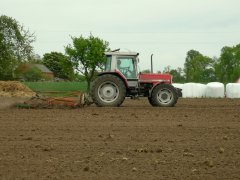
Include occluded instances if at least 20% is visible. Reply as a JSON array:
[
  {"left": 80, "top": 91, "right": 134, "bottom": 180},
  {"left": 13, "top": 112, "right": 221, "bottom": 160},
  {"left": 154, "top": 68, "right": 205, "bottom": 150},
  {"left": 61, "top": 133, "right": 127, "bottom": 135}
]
[{"left": 98, "top": 72, "right": 129, "bottom": 88}]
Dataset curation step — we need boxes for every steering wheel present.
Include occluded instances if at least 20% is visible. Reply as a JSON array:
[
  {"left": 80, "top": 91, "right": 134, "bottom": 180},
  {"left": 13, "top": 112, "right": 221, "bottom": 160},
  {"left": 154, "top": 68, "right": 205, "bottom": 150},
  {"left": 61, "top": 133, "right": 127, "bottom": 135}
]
[{"left": 119, "top": 67, "right": 133, "bottom": 77}]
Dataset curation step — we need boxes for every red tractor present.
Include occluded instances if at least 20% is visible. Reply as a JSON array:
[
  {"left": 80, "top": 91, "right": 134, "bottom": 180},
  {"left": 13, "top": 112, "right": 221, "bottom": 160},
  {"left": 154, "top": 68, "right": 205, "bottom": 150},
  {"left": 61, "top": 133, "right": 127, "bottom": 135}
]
[{"left": 90, "top": 51, "right": 182, "bottom": 107}]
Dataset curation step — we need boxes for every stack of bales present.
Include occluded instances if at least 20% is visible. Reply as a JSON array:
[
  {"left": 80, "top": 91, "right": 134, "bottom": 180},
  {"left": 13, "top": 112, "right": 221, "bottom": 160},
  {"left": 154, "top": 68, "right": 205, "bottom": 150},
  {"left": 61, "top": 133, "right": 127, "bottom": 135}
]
[{"left": 173, "top": 82, "right": 240, "bottom": 98}]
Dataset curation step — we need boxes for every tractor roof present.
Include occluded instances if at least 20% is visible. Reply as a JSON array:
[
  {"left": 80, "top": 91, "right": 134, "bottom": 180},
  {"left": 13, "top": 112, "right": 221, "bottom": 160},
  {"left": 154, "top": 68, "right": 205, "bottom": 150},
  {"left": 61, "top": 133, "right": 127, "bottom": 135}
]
[{"left": 105, "top": 51, "right": 139, "bottom": 56}]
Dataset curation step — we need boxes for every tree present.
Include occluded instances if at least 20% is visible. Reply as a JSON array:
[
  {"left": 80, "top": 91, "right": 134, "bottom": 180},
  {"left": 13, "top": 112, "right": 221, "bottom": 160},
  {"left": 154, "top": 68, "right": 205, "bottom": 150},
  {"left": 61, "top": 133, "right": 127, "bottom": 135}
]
[
  {"left": 215, "top": 44, "right": 240, "bottom": 83},
  {"left": 0, "top": 15, "right": 35, "bottom": 80},
  {"left": 141, "top": 69, "right": 151, "bottom": 73},
  {"left": 28, "top": 54, "right": 42, "bottom": 64},
  {"left": 163, "top": 66, "right": 171, "bottom": 73},
  {"left": 170, "top": 68, "right": 185, "bottom": 83},
  {"left": 184, "top": 50, "right": 216, "bottom": 83},
  {"left": 43, "top": 52, "right": 75, "bottom": 80},
  {"left": 65, "top": 34, "right": 109, "bottom": 92},
  {"left": 163, "top": 66, "right": 185, "bottom": 83}
]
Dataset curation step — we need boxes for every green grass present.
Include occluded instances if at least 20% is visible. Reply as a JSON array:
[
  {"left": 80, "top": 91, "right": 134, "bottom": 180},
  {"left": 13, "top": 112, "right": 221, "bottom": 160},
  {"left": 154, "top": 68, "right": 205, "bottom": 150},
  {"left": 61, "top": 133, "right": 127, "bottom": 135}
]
[{"left": 23, "top": 81, "right": 87, "bottom": 97}]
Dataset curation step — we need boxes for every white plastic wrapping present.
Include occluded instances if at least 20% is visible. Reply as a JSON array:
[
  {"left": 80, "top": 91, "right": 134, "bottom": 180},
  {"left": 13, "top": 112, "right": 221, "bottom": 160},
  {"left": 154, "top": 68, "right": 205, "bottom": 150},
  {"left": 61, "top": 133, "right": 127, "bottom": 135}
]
[
  {"left": 182, "top": 83, "right": 207, "bottom": 98},
  {"left": 172, "top": 83, "right": 184, "bottom": 90},
  {"left": 206, "top": 82, "right": 225, "bottom": 98},
  {"left": 226, "top": 83, "right": 240, "bottom": 98},
  {"left": 198, "top": 84, "right": 207, "bottom": 98}
]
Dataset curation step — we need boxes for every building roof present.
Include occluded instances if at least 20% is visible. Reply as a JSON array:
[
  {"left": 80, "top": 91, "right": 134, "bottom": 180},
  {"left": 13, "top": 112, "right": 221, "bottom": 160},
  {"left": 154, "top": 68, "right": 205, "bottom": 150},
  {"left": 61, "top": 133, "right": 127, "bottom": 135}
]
[{"left": 31, "top": 64, "right": 53, "bottom": 73}]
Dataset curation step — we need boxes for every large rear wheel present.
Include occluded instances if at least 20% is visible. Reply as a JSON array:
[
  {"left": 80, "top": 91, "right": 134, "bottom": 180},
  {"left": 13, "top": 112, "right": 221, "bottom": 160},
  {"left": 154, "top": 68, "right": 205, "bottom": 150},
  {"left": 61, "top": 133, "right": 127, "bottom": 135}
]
[
  {"left": 149, "top": 84, "right": 178, "bottom": 107},
  {"left": 91, "top": 75, "right": 126, "bottom": 107}
]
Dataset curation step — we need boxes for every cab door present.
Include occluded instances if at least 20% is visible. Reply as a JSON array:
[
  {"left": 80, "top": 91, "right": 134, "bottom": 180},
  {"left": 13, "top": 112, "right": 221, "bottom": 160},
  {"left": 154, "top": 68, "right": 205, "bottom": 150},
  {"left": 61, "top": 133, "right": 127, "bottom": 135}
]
[{"left": 116, "top": 56, "right": 138, "bottom": 87}]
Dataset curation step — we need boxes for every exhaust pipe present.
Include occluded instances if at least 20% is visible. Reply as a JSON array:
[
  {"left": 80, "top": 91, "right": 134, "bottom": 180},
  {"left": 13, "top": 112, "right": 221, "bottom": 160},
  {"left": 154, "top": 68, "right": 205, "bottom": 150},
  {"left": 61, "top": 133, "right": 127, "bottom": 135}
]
[
  {"left": 111, "top": 48, "right": 120, "bottom": 52},
  {"left": 151, "top": 54, "right": 153, "bottom": 73}
]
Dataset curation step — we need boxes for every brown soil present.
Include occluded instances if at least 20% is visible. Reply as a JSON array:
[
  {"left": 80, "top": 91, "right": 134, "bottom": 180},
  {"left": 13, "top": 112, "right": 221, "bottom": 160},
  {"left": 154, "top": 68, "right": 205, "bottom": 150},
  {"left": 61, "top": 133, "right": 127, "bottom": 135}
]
[
  {"left": 0, "top": 98, "right": 240, "bottom": 179},
  {"left": 0, "top": 97, "right": 30, "bottom": 109}
]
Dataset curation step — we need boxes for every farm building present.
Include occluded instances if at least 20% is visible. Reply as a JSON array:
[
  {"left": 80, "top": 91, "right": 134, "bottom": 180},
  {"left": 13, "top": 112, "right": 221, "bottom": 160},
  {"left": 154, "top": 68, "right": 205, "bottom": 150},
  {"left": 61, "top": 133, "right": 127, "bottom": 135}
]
[
  {"left": 17, "top": 64, "right": 54, "bottom": 80},
  {"left": 32, "top": 64, "right": 54, "bottom": 80}
]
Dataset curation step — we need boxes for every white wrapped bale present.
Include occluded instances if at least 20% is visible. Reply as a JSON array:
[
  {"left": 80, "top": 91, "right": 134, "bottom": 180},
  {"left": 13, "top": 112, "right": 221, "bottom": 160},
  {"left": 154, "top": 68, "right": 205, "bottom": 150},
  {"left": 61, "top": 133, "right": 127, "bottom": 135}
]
[
  {"left": 172, "top": 83, "right": 184, "bottom": 90},
  {"left": 198, "top": 84, "right": 207, "bottom": 98},
  {"left": 182, "top": 83, "right": 194, "bottom": 98},
  {"left": 226, "top": 83, "right": 240, "bottom": 98},
  {"left": 206, "top": 82, "right": 225, "bottom": 98},
  {"left": 182, "top": 83, "right": 207, "bottom": 98}
]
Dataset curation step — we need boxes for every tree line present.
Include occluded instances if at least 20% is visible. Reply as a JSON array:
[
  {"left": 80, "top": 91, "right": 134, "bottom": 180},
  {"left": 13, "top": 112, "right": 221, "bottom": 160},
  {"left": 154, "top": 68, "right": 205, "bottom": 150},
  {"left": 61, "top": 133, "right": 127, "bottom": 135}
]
[
  {"left": 161, "top": 46, "right": 240, "bottom": 83},
  {"left": 1, "top": 15, "right": 240, "bottom": 91}
]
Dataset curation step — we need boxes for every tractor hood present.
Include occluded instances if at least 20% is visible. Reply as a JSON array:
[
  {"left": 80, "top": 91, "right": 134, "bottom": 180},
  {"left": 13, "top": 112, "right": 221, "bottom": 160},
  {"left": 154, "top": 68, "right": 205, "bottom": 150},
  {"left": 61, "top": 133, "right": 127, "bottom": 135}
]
[{"left": 139, "top": 73, "right": 172, "bottom": 84}]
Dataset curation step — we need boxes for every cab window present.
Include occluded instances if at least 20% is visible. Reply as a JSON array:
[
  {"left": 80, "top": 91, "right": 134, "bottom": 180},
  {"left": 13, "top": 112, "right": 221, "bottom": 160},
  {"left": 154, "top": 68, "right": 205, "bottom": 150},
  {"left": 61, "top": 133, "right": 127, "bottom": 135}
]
[
  {"left": 105, "top": 55, "right": 111, "bottom": 71},
  {"left": 117, "top": 57, "right": 137, "bottom": 79}
]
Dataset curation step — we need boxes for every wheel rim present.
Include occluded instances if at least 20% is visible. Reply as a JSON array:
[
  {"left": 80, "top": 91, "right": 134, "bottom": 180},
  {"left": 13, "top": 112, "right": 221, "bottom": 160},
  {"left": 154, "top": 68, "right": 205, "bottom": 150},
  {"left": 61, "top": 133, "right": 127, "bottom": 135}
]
[
  {"left": 98, "top": 81, "right": 119, "bottom": 103},
  {"left": 157, "top": 88, "right": 173, "bottom": 104}
]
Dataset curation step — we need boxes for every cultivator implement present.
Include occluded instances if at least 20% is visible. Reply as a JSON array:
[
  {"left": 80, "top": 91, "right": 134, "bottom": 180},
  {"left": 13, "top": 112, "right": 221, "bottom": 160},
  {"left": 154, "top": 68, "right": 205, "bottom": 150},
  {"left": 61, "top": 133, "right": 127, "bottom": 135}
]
[{"left": 16, "top": 92, "right": 86, "bottom": 109}]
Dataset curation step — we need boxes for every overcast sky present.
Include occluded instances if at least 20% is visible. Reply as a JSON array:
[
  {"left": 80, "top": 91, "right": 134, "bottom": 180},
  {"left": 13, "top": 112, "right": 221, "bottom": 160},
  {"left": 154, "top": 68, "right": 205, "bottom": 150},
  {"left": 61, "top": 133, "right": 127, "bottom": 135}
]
[{"left": 1, "top": 0, "right": 240, "bottom": 71}]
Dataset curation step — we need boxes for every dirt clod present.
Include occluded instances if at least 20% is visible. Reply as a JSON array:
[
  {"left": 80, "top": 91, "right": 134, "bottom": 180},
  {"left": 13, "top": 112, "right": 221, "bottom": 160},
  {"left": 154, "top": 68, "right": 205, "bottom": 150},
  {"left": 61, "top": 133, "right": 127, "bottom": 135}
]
[
  {"left": 156, "top": 148, "right": 163, "bottom": 153},
  {"left": 122, "top": 157, "right": 129, "bottom": 161},
  {"left": 183, "top": 153, "right": 194, "bottom": 157},
  {"left": 132, "top": 167, "right": 137, "bottom": 172},
  {"left": 223, "top": 136, "right": 229, "bottom": 140},
  {"left": 203, "top": 159, "right": 214, "bottom": 168},
  {"left": 219, "top": 147, "right": 225, "bottom": 154},
  {"left": 83, "top": 166, "right": 89, "bottom": 171}
]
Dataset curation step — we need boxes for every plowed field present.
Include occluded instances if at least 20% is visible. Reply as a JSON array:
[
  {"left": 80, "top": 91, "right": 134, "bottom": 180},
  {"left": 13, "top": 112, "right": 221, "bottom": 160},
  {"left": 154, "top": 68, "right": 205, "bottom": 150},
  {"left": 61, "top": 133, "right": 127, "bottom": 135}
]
[{"left": 0, "top": 98, "right": 240, "bottom": 179}]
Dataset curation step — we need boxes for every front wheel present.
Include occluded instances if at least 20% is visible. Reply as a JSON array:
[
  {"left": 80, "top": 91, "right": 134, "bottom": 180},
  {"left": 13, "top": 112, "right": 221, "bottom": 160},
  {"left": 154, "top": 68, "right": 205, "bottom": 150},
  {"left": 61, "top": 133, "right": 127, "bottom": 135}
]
[
  {"left": 148, "top": 97, "right": 157, "bottom": 106},
  {"left": 91, "top": 75, "right": 126, "bottom": 107},
  {"left": 149, "top": 84, "right": 178, "bottom": 107}
]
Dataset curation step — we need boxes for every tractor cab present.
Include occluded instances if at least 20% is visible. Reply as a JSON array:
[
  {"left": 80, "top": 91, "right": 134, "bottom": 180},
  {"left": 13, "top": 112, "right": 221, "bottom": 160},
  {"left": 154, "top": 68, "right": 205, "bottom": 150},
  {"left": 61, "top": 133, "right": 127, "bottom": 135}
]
[
  {"left": 104, "top": 52, "right": 138, "bottom": 77},
  {"left": 104, "top": 52, "right": 139, "bottom": 88}
]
